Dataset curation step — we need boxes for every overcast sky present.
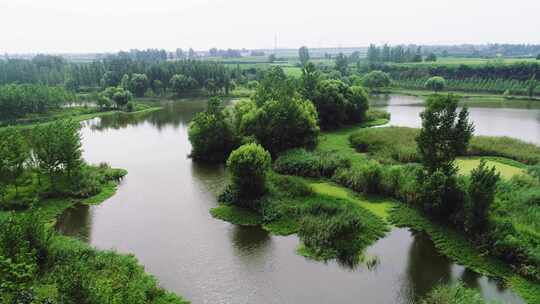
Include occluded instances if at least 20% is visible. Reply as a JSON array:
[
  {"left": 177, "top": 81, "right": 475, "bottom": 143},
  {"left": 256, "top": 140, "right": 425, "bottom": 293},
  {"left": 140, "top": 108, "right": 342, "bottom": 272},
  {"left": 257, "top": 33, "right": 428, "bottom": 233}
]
[{"left": 1, "top": 0, "right": 539, "bottom": 53}]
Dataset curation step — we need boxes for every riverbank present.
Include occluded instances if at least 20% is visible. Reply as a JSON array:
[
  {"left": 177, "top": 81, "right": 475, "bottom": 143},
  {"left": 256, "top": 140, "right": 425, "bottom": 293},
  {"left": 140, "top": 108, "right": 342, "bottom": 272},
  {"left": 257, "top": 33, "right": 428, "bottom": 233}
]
[
  {"left": 0, "top": 165, "right": 189, "bottom": 303},
  {"left": 386, "top": 88, "right": 540, "bottom": 108},
  {"left": 0, "top": 101, "right": 163, "bottom": 130},
  {"left": 212, "top": 112, "right": 540, "bottom": 303}
]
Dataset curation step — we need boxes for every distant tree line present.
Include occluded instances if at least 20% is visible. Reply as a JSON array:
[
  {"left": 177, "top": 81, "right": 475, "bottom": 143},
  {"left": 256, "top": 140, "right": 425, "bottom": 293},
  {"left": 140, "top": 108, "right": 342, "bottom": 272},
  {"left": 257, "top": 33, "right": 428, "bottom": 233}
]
[
  {"left": 362, "top": 62, "right": 540, "bottom": 82},
  {"left": 208, "top": 48, "right": 242, "bottom": 58},
  {"left": 366, "top": 44, "right": 435, "bottom": 63},
  {"left": 0, "top": 84, "right": 73, "bottom": 121},
  {"left": 0, "top": 54, "right": 236, "bottom": 96}
]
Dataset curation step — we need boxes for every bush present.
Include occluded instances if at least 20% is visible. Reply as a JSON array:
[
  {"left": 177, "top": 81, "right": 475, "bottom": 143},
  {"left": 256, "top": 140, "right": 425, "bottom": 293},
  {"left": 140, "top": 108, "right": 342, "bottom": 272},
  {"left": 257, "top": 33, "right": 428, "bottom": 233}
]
[
  {"left": 416, "top": 169, "right": 467, "bottom": 220},
  {"left": 349, "top": 127, "right": 420, "bottom": 164},
  {"left": 424, "top": 76, "right": 446, "bottom": 92},
  {"left": 0, "top": 212, "right": 51, "bottom": 293},
  {"left": 332, "top": 161, "right": 383, "bottom": 194},
  {"left": 362, "top": 70, "right": 392, "bottom": 92},
  {"left": 365, "top": 108, "right": 391, "bottom": 121},
  {"left": 273, "top": 148, "right": 351, "bottom": 178},
  {"left": 469, "top": 136, "right": 540, "bottom": 165},
  {"left": 268, "top": 174, "right": 313, "bottom": 198},
  {"left": 421, "top": 282, "right": 486, "bottom": 304},
  {"left": 226, "top": 143, "right": 271, "bottom": 207},
  {"left": 465, "top": 160, "right": 500, "bottom": 232},
  {"left": 298, "top": 202, "right": 363, "bottom": 258}
]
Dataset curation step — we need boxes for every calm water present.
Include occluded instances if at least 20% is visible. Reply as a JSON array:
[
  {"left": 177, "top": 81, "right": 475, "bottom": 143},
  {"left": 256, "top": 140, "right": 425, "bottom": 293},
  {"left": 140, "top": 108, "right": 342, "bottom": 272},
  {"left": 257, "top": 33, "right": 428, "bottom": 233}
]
[
  {"left": 372, "top": 95, "right": 540, "bottom": 144},
  {"left": 56, "top": 97, "right": 533, "bottom": 304}
]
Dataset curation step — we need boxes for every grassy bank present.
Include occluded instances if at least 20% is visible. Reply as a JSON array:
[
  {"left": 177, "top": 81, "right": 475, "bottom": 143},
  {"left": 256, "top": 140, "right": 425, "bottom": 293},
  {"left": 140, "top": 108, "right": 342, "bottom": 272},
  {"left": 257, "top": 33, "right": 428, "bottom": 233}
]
[
  {"left": 389, "top": 204, "right": 540, "bottom": 304},
  {"left": 1, "top": 101, "right": 162, "bottom": 130},
  {"left": 350, "top": 126, "right": 540, "bottom": 166},
  {"left": 211, "top": 174, "right": 390, "bottom": 263},
  {"left": 388, "top": 88, "right": 540, "bottom": 107},
  {"left": 0, "top": 166, "right": 189, "bottom": 303}
]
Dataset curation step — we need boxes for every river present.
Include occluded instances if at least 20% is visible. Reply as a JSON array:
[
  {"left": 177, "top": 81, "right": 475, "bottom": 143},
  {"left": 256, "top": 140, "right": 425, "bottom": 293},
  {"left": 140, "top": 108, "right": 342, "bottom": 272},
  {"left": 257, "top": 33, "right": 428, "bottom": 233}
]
[{"left": 56, "top": 95, "right": 538, "bottom": 304}]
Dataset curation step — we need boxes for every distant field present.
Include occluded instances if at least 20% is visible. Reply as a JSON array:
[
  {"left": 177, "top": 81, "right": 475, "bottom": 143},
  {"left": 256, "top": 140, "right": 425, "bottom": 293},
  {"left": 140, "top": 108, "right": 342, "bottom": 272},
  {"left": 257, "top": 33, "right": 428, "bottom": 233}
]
[{"left": 391, "top": 56, "right": 539, "bottom": 66}]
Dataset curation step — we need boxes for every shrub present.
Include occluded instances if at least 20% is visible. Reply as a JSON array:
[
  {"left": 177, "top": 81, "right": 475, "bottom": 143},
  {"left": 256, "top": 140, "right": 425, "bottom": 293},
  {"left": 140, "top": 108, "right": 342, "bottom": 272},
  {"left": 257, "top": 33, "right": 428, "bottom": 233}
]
[
  {"left": 332, "top": 161, "right": 383, "bottom": 194},
  {"left": 365, "top": 108, "right": 391, "bottom": 121},
  {"left": 421, "top": 282, "right": 486, "bottom": 304},
  {"left": 361, "top": 70, "right": 392, "bottom": 92},
  {"left": 349, "top": 127, "right": 420, "bottom": 163},
  {"left": 425, "top": 76, "right": 446, "bottom": 92},
  {"left": 226, "top": 143, "right": 271, "bottom": 207},
  {"left": 298, "top": 203, "right": 363, "bottom": 258},
  {"left": 465, "top": 160, "right": 500, "bottom": 232},
  {"left": 273, "top": 148, "right": 351, "bottom": 178},
  {"left": 468, "top": 136, "right": 540, "bottom": 165},
  {"left": 268, "top": 174, "right": 313, "bottom": 198}
]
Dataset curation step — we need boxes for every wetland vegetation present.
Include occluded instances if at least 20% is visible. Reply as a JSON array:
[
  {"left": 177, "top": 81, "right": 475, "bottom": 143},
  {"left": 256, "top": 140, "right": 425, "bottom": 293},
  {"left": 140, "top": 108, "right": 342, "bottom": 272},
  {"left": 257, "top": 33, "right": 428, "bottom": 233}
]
[{"left": 4, "top": 42, "right": 540, "bottom": 304}]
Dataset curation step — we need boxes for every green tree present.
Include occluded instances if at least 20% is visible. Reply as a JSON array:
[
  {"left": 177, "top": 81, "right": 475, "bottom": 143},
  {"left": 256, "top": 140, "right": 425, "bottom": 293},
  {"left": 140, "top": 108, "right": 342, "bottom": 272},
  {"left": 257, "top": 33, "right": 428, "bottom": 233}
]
[
  {"left": 362, "top": 70, "right": 392, "bottom": 92},
  {"left": 416, "top": 94, "right": 474, "bottom": 175},
  {"left": 32, "top": 120, "right": 83, "bottom": 187},
  {"left": 300, "top": 62, "right": 320, "bottom": 101},
  {"left": 298, "top": 46, "right": 310, "bottom": 67},
  {"left": 0, "top": 128, "right": 29, "bottom": 198},
  {"left": 416, "top": 95, "right": 474, "bottom": 218},
  {"left": 526, "top": 75, "right": 538, "bottom": 98},
  {"left": 334, "top": 53, "right": 349, "bottom": 75},
  {"left": 425, "top": 53, "right": 437, "bottom": 62},
  {"left": 170, "top": 74, "right": 198, "bottom": 96},
  {"left": 467, "top": 160, "right": 500, "bottom": 232},
  {"left": 312, "top": 79, "right": 367, "bottom": 129},
  {"left": 226, "top": 143, "right": 271, "bottom": 205},
  {"left": 425, "top": 76, "right": 446, "bottom": 92},
  {"left": 188, "top": 98, "right": 236, "bottom": 162},
  {"left": 129, "top": 73, "right": 149, "bottom": 97},
  {"left": 346, "top": 86, "right": 370, "bottom": 123},
  {"left": 268, "top": 54, "right": 276, "bottom": 63},
  {"left": 240, "top": 96, "right": 319, "bottom": 155},
  {"left": 366, "top": 44, "right": 380, "bottom": 63},
  {"left": 252, "top": 66, "right": 295, "bottom": 107}
]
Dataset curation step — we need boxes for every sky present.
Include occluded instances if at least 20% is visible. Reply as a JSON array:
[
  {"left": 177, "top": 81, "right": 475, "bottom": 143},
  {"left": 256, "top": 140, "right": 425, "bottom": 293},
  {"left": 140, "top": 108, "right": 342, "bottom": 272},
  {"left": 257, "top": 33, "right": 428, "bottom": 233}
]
[{"left": 1, "top": 0, "right": 540, "bottom": 53}]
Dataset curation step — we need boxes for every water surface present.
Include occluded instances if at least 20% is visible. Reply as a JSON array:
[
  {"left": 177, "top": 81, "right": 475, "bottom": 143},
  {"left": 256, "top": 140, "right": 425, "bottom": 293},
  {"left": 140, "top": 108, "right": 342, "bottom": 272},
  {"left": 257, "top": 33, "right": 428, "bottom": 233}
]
[{"left": 57, "top": 97, "right": 531, "bottom": 304}]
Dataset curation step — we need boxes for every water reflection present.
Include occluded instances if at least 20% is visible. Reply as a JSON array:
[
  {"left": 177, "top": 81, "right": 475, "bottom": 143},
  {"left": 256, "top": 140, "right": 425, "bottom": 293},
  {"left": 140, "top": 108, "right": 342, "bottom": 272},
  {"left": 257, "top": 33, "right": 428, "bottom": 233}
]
[{"left": 55, "top": 96, "right": 529, "bottom": 304}]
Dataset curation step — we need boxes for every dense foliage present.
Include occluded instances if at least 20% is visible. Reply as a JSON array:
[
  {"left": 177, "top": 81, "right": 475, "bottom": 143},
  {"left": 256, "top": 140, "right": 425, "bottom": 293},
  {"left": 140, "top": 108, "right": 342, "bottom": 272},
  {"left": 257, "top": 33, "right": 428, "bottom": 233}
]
[
  {"left": 0, "top": 212, "right": 187, "bottom": 303},
  {"left": 0, "top": 84, "right": 72, "bottom": 121},
  {"left": 424, "top": 76, "right": 446, "bottom": 92},
  {"left": 421, "top": 282, "right": 488, "bottom": 304},
  {"left": 361, "top": 70, "right": 392, "bottom": 92},
  {"left": 226, "top": 143, "right": 271, "bottom": 206},
  {"left": 273, "top": 148, "right": 351, "bottom": 178},
  {"left": 312, "top": 79, "right": 369, "bottom": 129},
  {"left": 188, "top": 98, "right": 236, "bottom": 162},
  {"left": 0, "top": 54, "right": 234, "bottom": 96}
]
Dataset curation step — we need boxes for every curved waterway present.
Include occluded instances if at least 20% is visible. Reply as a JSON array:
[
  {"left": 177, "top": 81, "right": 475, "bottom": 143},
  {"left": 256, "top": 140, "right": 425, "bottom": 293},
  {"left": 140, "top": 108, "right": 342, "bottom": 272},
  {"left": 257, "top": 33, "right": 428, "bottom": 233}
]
[{"left": 56, "top": 97, "right": 535, "bottom": 303}]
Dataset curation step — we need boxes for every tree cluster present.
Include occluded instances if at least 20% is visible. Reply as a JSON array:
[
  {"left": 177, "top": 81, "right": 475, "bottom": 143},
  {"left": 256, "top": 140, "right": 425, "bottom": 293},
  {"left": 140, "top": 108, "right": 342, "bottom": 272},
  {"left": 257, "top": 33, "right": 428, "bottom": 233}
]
[{"left": 0, "top": 84, "right": 72, "bottom": 121}]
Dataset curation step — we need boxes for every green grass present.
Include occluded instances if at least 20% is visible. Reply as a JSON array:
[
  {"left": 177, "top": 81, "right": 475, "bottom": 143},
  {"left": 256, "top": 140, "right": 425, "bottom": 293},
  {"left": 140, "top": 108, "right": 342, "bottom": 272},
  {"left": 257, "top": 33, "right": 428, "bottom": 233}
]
[
  {"left": 456, "top": 157, "right": 525, "bottom": 179},
  {"left": 310, "top": 182, "right": 394, "bottom": 221},
  {"left": 316, "top": 118, "right": 389, "bottom": 167},
  {"left": 282, "top": 66, "right": 302, "bottom": 77},
  {"left": 210, "top": 205, "right": 263, "bottom": 226},
  {"left": 349, "top": 126, "right": 540, "bottom": 167},
  {"left": 389, "top": 204, "right": 540, "bottom": 304}
]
